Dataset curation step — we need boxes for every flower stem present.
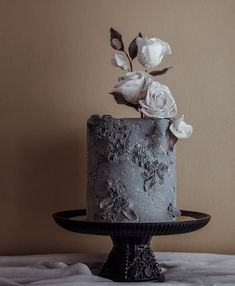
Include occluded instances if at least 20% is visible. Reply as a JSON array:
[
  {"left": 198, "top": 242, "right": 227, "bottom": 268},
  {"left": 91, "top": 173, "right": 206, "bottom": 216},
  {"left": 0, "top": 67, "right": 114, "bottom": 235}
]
[{"left": 124, "top": 50, "right": 133, "bottom": 72}]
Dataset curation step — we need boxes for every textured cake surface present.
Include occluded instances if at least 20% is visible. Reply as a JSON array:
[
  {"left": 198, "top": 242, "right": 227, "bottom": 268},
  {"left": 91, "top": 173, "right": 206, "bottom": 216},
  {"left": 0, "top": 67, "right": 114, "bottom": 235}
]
[{"left": 87, "top": 115, "right": 178, "bottom": 222}]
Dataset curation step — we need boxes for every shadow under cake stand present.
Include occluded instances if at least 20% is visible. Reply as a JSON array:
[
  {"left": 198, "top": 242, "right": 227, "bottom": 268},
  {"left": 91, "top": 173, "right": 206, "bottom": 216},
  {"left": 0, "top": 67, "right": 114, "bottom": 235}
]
[{"left": 53, "top": 209, "right": 210, "bottom": 282}]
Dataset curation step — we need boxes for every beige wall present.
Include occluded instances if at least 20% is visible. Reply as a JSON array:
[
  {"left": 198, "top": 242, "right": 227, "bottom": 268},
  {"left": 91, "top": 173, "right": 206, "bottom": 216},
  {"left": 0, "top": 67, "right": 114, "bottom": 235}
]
[{"left": 0, "top": 0, "right": 235, "bottom": 255}]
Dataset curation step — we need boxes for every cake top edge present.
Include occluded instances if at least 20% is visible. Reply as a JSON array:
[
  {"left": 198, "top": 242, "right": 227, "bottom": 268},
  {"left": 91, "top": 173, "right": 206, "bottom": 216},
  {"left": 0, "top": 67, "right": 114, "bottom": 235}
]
[{"left": 87, "top": 114, "right": 172, "bottom": 124}]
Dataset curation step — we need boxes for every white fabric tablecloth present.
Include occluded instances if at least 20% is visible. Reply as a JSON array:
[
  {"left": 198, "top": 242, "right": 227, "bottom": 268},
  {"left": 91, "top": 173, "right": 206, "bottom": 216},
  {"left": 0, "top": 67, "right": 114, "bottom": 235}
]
[{"left": 0, "top": 252, "right": 234, "bottom": 285}]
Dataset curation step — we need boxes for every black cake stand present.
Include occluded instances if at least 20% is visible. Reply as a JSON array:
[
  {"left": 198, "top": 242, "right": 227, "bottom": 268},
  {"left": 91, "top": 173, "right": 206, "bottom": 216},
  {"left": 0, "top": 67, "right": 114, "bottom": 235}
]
[{"left": 53, "top": 209, "right": 210, "bottom": 282}]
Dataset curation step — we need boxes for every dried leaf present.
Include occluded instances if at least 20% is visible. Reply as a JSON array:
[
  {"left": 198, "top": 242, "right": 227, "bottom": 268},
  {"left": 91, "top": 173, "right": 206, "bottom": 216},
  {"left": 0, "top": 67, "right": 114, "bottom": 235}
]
[
  {"left": 111, "top": 39, "right": 123, "bottom": 50},
  {"left": 110, "top": 28, "right": 124, "bottom": 50},
  {"left": 128, "top": 32, "right": 143, "bottom": 60},
  {"left": 110, "top": 28, "right": 122, "bottom": 41},
  {"left": 149, "top": 66, "right": 174, "bottom": 76},
  {"left": 128, "top": 37, "right": 138, "bottom": 60}
]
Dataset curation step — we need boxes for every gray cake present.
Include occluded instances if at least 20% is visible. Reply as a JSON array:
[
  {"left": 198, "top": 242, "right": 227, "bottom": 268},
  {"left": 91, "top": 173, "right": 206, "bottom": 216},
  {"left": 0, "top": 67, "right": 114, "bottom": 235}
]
[{"left": 87, "top": 114, "right": 180, "bottom": 222}]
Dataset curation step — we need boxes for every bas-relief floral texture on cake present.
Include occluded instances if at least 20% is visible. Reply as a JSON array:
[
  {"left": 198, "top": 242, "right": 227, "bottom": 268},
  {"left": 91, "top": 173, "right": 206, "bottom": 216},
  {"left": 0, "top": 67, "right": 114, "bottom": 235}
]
[
  {"left": 97, "top": 179, "right": 139, "bottom": 222},
  {"left": 92, "top": 115, "right": 131, "bottom": 163},
  {"left": 132, "top": 143, "right": 169, "bottom": 192},
  {"left": 167, "top": 203, "right": 181, "bottom": 219}
]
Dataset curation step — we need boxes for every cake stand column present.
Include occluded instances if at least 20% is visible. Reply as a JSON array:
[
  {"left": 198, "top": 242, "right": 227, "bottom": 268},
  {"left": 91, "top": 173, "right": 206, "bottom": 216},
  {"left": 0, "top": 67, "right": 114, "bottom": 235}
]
[{"left": 100, "top": 235, "right": 165, "bottom": 282}]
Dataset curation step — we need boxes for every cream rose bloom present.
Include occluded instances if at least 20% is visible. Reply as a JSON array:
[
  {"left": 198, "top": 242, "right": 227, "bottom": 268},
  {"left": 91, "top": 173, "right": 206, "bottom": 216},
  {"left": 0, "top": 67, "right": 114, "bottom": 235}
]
[
  {"left": 136, "top": 37, "right": 171, "bottom": 68},
  {"left": 111, "top": 71, "right": 153, "bottom": 104},
  {"left": 169, "top": 114, "right": 193, "bottom": 139},
  {"left": 139, "top": 81, "right": 177, "bottom": 118},
  {"left": 111, "top": 54, "right": 129, "bottom": 71}
]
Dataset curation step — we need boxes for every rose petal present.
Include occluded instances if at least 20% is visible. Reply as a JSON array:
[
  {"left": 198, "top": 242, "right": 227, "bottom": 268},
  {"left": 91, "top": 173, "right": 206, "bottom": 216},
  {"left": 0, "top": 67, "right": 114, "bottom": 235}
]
[
  {"left": 112, "top": 71, "right": 153, "bottom": 104},
  {"left": 111, "top": 54, "right": 129, "bottom": 70},
  {"left": 169, "top": 115, "right": 193, "bottom": 139},
  {"left": 136, "top": 37, "right": 171, "bottom": 68},
  {"left": 139, "top": 82, "right": 177, "bottom": 118}
]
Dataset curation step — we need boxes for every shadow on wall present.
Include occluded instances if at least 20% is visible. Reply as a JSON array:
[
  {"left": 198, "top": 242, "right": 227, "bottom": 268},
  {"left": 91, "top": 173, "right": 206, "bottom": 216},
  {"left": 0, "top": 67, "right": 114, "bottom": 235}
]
[{"left": 2, "top": 134, "right": 86, "bottom": 254}]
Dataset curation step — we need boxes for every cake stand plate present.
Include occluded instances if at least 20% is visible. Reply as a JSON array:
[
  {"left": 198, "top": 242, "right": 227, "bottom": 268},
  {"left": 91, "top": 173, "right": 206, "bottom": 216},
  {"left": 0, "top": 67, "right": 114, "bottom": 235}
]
[{"left": 53, "top": 209, "right": 210, "bottom": 282}]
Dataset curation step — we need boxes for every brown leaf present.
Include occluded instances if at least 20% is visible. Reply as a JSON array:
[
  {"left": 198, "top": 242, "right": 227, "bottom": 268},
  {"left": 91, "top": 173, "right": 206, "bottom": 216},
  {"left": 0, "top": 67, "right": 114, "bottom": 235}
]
[
  {"left": 166, "top": 127, "right": 178, "bottom": 152},
  {"left": 149, "top": 66, "right": 174, "bottom": 76},
  {"left": 128, "top": 37, "right": 138, "bottom": 60},
  {"left": 110, "top": 28, "right": 124, "bottom": 50},
  {"left": 128, "top": 32, "right": 143, "bottom": 60}
]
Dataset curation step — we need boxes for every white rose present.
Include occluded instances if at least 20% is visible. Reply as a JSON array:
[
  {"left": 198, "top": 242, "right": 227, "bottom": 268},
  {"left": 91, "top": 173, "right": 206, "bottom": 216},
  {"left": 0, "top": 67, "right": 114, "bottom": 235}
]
[
  {"left": 111, "top": 54, "right": 129, "bottom": 71},
  {"left": 136, "top": 37, "right": 171, "bottom": 68},
  {"left": 169, "top": 114, "right": 193, "bottom": 139},
  {"left": 112, "top": 71, "right": 153, "bottom": 104},
  {"left": 139, "top": 81, "right": 177, "bottom": 118}
]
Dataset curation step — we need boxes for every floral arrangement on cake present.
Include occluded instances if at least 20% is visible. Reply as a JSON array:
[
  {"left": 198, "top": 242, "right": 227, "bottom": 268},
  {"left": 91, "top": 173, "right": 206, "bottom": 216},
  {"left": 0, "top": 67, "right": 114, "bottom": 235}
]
[{"left": 110, "top": 28, "right": 192, "bottom": 140}]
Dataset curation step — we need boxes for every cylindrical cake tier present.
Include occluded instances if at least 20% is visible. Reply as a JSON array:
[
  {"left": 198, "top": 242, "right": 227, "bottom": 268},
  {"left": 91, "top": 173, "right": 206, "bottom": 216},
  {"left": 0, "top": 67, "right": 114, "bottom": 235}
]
[{"left": 87, "top": 115, "right": 179, "bottom": 222}]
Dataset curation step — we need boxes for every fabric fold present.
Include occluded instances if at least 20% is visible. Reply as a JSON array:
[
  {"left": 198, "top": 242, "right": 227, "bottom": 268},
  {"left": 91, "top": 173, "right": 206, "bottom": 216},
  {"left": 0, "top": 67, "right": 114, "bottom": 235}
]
[{"left": 0, "top": 252, "right": 233, "bottom": 285}]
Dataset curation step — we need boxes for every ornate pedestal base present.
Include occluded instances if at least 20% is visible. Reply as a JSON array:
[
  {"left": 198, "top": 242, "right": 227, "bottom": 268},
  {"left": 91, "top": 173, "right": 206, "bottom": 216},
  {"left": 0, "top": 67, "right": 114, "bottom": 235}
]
[
  {"left": 100, "top": 236, "right": 164, "bottom": 282},
  {"left": 53, "top": 209, "right": 210, "bottom": 282}
]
